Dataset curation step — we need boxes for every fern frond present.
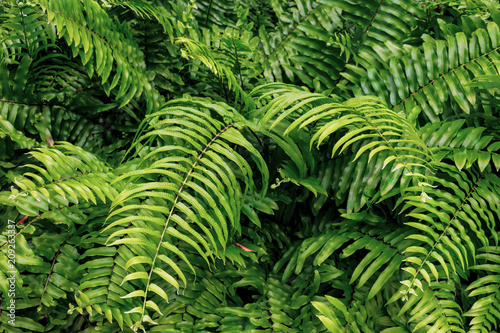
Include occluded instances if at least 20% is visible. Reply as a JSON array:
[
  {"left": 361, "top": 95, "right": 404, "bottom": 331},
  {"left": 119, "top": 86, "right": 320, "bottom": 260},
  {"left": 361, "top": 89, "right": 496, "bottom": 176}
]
[
  {"left": 257, "top": 0, "right": 345, "bottom": 92},
  {"left": 34, "top": 238, "right": 80, "bottom": 310},
  {"left": 0, "top": 226, "right": 82, "bottom": 331},
  {"left": 274, "top": 224, "right": 411, "bottom": 301},
  {"left": 177, "top": 37, "right": 254, "bottom": 109},
  {"left": 420, "top": 119, "right": 500, "bottom": 171},
  {"left": 0, "top": 233, "right": 46, "bottom": 332},
  {"left": 0, "top": 115, "right": 37, "bottom": 149},
  {"left": 395, "top": 164, "right": 500, "bottom": 322},
  {"left": 0, "top": 15, "right": 118, "bottom": 155},
  {"left": 353, "top": 21, "right": 500, "bottom": 122},
  {"left": 100, "top": 99, "right": 268, "bottom": 330},
  {"left": 129, "top": 18, "right": 183, "bottom": 95},
  {"left": 6, "top": 142, "right": 117, "bottom": 216},
  {"left": 392, "top": 280, "right": 464, "bottom": 332},
  {"left": 330, "top": 0, "right": 425, "bottom": 76},
  {"left": 254, "top": 88, "right": 433, "bottom": 211},
  {"left": 35, "top": 0, "right": 161, "bottom": 113},
  {"left": 76, "top": 223, "right": 144, "bottom": 331},
  {"left": 312, "top": 294, "right": 399, "bottom": 333},
  {"left": 0, "top": 55, "right": 53, "bottom": 153},
  {"left": 0, "top": 54, "right": 34, "bottom": 103},
  {"left": 469, "top": 74, "right": 500, "bottom": 121},
  {"left": 105, "top": 0, "right": 174, "bottom": 39},
  {"left": 257, "top": 89, "right": 431, "bottom": 163},
  {"left": 194, "top": 0, "right": 259, "bottom": 30},
  {"left": 465, "top": 245, "right": 500, "bottom": 332},
  {"left": 0, "top": 2, "right": 56, "bottom": 62}
]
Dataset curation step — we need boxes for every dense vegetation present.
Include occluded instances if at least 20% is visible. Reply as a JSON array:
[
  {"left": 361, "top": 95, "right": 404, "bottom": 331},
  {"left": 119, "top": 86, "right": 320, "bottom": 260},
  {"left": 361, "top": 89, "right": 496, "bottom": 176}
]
[{"left": 1, "top": 0, "right": 500, "bottom": 332}]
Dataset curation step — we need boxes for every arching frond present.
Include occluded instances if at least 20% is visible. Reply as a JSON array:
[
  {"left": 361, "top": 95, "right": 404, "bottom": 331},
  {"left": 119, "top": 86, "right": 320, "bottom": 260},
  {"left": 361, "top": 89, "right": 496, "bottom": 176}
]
[
  {"left": 352, "top": 22, "right": 500, "bottom": 122},
  {"left": 35, "top": 0, "right": 162, "bottom": 113},
  {"left": 79, "top": 99, "right": 268, "bottom": 330},
  {"left": 252, "top": 86, "right": 433, "bottom": 211},
  {"left": 330, "top": 0, "right": 425, "bottom": 82},
  {"left": 257, "top": 0, "right": 345, "bottom": 92},
  {"left": 105, "top": 0, "right": 174, "bottom": 39},
  {"left": 4, "top": 142, "right": 117, "bottom": 217}
]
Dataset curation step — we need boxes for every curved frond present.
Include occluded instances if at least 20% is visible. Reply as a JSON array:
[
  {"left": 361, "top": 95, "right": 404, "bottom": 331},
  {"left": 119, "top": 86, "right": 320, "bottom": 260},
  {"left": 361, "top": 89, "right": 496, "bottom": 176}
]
[
  {"left": 35, "top": 0, "right": 162, "bottom": 113},
  {"left": 98, "top": 99, "right": 268, "bottom": 330},
  {"left": 353, "top": 22, "right": 500, "bottom": 122},
  {"left": 0, "top": 2, "right": 56, "bottom": 62},
  {"left": 5, "top": 142, "right": 117, "bottom": 217},
  {"left": 253, "top": 86, "right": 433, "bottom": 211},
  {"left": 106, "top": 0, "right": 174, "bottom": 39}
]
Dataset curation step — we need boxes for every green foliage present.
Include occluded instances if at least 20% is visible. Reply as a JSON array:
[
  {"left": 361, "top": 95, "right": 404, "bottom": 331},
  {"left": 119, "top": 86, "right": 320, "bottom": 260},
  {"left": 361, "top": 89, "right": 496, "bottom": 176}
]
[{"left": 0, "top": 0, "right": 499, "bottom": 332}]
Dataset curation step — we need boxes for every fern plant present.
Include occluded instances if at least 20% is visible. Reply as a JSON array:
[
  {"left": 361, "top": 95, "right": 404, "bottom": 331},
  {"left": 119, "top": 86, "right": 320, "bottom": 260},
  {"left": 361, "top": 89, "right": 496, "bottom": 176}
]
[{"left": 1, "top": 0, "right": 499, "bottom": 332}]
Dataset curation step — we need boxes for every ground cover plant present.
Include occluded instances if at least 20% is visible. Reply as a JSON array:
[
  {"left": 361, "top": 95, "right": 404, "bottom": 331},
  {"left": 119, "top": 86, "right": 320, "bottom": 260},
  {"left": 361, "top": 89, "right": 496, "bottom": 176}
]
[{"left": 1, "top": 0, "right": 500, "bottom": 332}]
